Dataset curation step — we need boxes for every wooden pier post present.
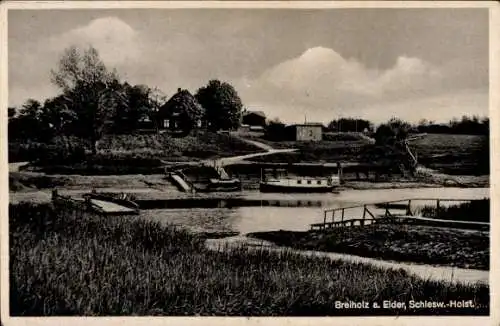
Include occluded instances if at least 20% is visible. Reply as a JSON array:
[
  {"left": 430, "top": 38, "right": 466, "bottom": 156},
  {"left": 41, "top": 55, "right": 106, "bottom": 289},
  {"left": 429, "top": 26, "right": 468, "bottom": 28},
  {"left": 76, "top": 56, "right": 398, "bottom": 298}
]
[
  {"left": 363, "top": 205, "right": 366, "bottom": 220},
  {"left": 337, "top": 162, "right": 343, "bottom": 184},
  {"left": 323, "top": 211, "right": 327, "bottom": 224},
  {"left": 341, "top": 208, "right": 345, "bottom": 223}
]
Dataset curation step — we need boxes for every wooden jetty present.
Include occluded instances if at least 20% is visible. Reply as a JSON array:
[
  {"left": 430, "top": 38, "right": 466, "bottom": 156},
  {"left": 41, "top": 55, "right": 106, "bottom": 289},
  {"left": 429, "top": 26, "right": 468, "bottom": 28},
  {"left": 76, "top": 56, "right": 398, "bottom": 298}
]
[
  {"left": 310, "top": 198, "right": 489, "bottom": 231},
  {"left": 52, "top": 190, "right": 140, "bottom": 216}
]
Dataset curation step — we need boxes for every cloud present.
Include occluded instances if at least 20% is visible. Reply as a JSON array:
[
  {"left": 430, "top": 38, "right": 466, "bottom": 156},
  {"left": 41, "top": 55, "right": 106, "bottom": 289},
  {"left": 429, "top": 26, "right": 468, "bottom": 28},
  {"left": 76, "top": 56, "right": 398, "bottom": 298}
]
[
  {"left": 9, "top": 17, "right": 144, "bottom": 106},
  {"left": 239, "top": 47, "right": 487, "bottom": 123},
  {"left": 46, "top": 17, "right": 140, "bottom": 66},
  {"left": 9, "top": 20, "right": 488, "bottom": 125}
]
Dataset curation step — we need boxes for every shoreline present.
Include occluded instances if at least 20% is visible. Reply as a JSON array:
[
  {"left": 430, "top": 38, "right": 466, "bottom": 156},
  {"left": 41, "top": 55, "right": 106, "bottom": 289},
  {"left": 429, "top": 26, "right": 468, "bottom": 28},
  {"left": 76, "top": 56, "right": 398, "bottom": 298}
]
[
  {"left": 9, "top": 169, "right": 489, "bottom": 201},
  {"left": 244, "top": 224, "right": 489, "bottom": 272},
  {"left": 9, "top": 202, "right": 490, "bottom": 315},
  {"left": 205, "top": 234, "right": 489, "bottom": 285},
  {"left": 9, "top": 180, "right": 489, "bottom": 204}
]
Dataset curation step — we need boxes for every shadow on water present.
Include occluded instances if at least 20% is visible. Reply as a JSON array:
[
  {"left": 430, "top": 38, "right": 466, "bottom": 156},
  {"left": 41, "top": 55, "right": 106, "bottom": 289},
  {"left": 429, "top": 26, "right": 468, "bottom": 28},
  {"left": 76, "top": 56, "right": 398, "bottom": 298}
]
[
  {"left": 137, "top": 187, "right": 489, "bottom": 235},
  {"left": 136, "top": 197, "right": 325, "bottom": 209}
]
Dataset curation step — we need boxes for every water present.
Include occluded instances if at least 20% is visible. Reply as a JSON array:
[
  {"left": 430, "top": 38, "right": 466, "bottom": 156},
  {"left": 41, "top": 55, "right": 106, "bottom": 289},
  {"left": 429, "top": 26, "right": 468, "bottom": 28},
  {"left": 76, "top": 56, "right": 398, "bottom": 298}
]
[
  {"left": 136, "top": 186, "right": 491, "bottom": 284},
  {"left": 139, "top": 187, "right": 490, "bottom": 234}
]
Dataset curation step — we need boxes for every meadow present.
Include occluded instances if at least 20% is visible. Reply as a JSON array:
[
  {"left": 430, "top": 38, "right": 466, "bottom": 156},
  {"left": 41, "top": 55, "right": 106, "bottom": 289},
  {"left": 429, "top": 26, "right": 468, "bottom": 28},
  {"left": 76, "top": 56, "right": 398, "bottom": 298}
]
[
  {"left": 10, "top": 203, "right": 489, "bottom": 316},
  {"left": 248, "top": 133, "right": 488, "bottom": 176},
  {"left": 411, "top": 134, "right": 488, "bottom": 175}
]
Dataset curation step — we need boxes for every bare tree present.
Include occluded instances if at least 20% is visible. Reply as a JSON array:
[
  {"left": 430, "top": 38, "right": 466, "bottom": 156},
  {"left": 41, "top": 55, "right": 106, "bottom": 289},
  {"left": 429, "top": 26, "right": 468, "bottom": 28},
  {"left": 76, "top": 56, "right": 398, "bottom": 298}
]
[{"left": 51, "top": 46, "right": 125, "bottom": 154}]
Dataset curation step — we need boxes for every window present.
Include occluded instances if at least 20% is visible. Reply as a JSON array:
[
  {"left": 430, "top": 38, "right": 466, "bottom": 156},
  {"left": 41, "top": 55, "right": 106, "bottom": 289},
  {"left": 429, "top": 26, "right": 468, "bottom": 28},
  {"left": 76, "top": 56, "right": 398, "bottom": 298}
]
[
  {"left": 297, "top": 180, "right": 302, "bottom": 184},
  {"left": 307, "top": 180, "right": 312, "bottom": 184},
  {"left": 317, "top": 180, "right": 322, "bottom": 185}
]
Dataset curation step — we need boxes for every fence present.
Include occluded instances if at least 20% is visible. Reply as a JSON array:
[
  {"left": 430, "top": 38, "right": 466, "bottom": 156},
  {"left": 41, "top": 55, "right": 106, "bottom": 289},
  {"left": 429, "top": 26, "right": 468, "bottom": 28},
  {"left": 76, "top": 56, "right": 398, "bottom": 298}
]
[{"left": 311, "top": 198, "right": 489, "bottom": 231}]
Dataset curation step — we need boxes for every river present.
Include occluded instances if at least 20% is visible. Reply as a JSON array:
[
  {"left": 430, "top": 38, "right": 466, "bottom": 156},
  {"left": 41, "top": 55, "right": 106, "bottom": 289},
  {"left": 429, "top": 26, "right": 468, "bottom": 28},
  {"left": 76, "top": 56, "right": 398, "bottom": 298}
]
[
  {"left": 139, "top": 187, "right": 490, "bottom": 234},
  {"left": 138, "top": 187, "right": 490, "bottom": 285}
]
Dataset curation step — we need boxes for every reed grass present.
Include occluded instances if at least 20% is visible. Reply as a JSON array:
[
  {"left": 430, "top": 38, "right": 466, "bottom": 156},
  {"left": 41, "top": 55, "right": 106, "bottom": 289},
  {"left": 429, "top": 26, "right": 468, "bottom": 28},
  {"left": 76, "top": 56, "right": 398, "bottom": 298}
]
[
  {"left": 417, "top": 199, "right": 489, "bottom": 223},
  {"left": 10, "top": 203, "right": 489, "bottom": 316}
]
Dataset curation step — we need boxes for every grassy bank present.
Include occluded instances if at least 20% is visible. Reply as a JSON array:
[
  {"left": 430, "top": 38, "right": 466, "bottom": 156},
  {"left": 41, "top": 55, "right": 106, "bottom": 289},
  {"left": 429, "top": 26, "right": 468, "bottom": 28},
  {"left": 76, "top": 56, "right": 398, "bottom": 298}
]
[
  {"left": 248, "top": 224, "right": 489, "bottom": 270},
  {"left": 412, "top": 134, "right": 489, "bottom": 175},
  {"left": 417, "top": 199, "right": 489, "bottom": 223},
  {"left": 246, "top": 134, "right": 488, "bottom": 176},
  {"left": 9, "top": 172, "right": 176, "bottom": 192},
  {"left": 9, "top": 131, "right": 262, "bottom": 175},
  {"left": 10, "top": 203, "right": 488, "bottom": 316}
]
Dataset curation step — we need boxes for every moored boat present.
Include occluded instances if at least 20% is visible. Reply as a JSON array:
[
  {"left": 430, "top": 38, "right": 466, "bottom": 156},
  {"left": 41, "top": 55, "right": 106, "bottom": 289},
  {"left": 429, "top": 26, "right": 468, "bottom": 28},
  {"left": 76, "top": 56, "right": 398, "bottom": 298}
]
[
  {"left": 259, "top": 169, "right": 340, "bottom": 193},
  {"left": 204, "top": 178, "right": 242, "bottom": 192}
]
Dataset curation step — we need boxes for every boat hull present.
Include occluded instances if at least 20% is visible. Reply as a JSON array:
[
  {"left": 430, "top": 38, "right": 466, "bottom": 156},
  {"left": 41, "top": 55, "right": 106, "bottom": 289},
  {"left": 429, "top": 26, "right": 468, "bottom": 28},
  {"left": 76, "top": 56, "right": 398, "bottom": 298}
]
[{"left": 259, "top": 182, "right": 335, "bottom": 193}]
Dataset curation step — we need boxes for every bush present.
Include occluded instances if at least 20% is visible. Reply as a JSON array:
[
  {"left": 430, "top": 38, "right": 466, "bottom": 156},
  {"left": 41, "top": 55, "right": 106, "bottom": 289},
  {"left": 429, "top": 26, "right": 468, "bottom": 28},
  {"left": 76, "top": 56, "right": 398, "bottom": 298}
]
[
  {"left": 9, "top": 137, "right": 87, "bottom": 165},
  {"left": 418, "top": 199, "right": 490, "bottom": 223}
]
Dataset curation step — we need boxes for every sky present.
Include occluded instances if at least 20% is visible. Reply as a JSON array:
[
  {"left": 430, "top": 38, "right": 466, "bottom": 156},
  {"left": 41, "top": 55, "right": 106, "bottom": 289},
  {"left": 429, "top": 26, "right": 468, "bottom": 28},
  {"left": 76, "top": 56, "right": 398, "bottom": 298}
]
[{"left": 8, "top": 8, "right": 489, "bottom": 124}]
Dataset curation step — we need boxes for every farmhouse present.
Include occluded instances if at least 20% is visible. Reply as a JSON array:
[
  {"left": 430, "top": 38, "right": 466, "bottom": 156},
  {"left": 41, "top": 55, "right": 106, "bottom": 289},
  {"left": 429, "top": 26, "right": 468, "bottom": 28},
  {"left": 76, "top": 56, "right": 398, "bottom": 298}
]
[
  {"left": 157, "top": 88, "right": 205, "bottom": 132},
  {"left": 242, "top": 111, "right": 267, "bottom": 128},
  {"left": 286, "top": 123, "right": 323, "bottom": 141}
]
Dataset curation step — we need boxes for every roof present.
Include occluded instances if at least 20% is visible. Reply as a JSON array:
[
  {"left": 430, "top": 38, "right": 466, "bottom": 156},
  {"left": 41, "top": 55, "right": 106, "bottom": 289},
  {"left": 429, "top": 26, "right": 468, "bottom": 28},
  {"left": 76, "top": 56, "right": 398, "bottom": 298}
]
[
  {"left": 244, "top": 110, "right": 266, "bottom": 118},
  {"left": 289, "top": 123, "right": 324, "bottom": 127},
  {"left": 159, "top": 88, "right": 204, "bottom": 118}
]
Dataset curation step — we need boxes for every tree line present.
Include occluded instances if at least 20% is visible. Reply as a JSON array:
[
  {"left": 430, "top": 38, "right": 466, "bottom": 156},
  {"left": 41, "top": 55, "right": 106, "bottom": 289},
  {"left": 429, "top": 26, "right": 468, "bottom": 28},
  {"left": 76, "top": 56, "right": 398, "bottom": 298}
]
[
  {"left": 8, "top": 45, "right": 244, "bottom": 154},
  {"left": 9, "top": 45, "right": 489, "bottom": 156},
  {"left": 325, "top": 117, "right": 488, "bottom": 136},
  {"left": 264, "top": 115, "right": 489, "bottom": 142}
]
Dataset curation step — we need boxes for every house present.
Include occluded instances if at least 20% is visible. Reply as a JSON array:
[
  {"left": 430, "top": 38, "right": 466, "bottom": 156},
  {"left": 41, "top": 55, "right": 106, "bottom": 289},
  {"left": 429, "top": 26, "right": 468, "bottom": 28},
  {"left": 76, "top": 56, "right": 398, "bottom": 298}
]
[
  {"left": 157, "top": 88, "right": 205, "bottom": 133},
  {"left": 242, "top": 110, "right": 267, "bottom": 127},
  {"left": 286, "top": 123, "right": 323, "bottom": 141}
]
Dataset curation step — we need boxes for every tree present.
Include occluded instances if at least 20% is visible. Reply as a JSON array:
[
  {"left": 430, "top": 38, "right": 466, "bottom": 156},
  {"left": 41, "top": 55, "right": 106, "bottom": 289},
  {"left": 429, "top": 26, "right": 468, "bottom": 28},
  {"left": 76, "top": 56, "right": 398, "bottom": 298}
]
[
  {"left": 112, "top": 83, "right": 154, "bottom": 133},
  {"left": 370, "top": 118, "right": 417, "bottom": 174},
  {"left": 195, "top": 80, "right": 243, "bottom": 131},
  {"left": 265, "top": 118, "right": 288, "bottom": 141},
  {"left": 41, "top": 95, "right": 76, "bottom": 137},
  {"left": 327, "top": 118, "right": 372, "bottom": 133},
  {"left": 374, "top": 118, "right": 412, "bottom": 146},
  {"left": 8, "top": 107, "right": 16, "bottom": 118},
  {"left": 51, "top": 46, "right": 125, "bottom": 154},
  {"left": 15, "top": 99, "right": 45, "bottom": 140}
]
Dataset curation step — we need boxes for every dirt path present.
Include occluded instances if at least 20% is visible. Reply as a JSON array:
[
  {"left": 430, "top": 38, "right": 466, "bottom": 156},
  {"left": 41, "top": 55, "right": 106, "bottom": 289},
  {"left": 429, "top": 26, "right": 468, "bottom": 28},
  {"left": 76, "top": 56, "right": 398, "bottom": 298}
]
[
  {"left": 230, "top": 135, "right": 276, "bottom": 151},
  {"left": 199, "top": 135, "right": 297, "bottom": 168}
]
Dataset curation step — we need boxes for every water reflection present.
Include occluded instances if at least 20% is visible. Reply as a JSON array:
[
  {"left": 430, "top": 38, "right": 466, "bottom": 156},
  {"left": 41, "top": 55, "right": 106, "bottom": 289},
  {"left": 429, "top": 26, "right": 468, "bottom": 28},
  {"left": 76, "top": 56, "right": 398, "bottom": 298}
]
[{"left": 139, "top": 187, "right": 490, "bottom": 234}]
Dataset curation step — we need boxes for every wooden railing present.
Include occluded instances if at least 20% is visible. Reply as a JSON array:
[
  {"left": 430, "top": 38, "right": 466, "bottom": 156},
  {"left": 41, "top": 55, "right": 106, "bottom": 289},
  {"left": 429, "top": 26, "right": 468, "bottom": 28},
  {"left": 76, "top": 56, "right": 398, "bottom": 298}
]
[{"left": 312, "top": 197, "right": 489, "bottom": 231}]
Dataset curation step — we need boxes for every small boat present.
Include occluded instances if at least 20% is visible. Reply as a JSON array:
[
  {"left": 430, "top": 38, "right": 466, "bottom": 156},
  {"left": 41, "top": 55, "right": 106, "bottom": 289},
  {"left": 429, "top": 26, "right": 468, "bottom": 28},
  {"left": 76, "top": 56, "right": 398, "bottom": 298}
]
[
  {"left": 204, "top": 178, "right": 242, "bottom": 192},
  {"left": 259, "top": 169, "right": 341, "bottom": 193},
  {"left": 51, "top": 189, "right": 140, "bottom": 216}
]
